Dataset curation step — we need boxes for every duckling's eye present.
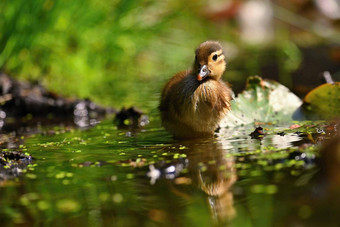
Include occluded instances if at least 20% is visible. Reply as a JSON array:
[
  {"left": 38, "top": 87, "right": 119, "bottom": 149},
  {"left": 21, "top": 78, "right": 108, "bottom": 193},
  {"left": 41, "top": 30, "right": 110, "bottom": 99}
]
[{"left": 212, "top": 54, "right": 218, "bottom": 61}]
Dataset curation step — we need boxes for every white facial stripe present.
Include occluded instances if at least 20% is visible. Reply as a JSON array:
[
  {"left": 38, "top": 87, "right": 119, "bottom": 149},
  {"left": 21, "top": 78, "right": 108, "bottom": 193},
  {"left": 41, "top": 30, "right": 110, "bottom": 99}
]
[
  {"left": 209, "top": 50, "right": 225, "bottom": 62},
  {"left": 212, "top": 50, "right": 223, "bottom": 56}
]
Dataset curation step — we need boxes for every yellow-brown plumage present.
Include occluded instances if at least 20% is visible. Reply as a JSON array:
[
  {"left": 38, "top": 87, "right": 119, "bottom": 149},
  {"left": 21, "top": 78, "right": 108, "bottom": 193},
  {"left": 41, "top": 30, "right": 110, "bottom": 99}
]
[{"left": 159, "top": 41, "right": 232, "bottom": 138}]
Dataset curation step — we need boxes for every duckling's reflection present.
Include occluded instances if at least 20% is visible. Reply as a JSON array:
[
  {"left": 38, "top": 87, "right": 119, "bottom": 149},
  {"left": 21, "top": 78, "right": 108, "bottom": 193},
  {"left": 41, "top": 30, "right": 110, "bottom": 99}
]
[{"left": 171, "top": 138, "right": 237, "bottom": 223}]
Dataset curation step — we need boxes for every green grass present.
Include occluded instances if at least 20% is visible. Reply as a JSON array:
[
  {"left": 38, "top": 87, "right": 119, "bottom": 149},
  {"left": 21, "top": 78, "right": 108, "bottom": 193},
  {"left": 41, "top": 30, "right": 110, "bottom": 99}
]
[{"left": 0, "top": 0, "right": 320, "bottom": 110}]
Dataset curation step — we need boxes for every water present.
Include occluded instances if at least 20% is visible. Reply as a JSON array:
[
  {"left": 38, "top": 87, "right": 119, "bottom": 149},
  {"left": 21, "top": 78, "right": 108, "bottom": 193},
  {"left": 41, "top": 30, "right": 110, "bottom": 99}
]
[{"left": 0, "top": 114, "right": 338, "bottom": 226}]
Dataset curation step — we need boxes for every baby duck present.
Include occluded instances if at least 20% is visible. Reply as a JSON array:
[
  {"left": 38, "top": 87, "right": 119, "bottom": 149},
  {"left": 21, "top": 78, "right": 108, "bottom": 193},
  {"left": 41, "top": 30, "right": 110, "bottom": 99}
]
[{"left": 159, "top": 41, "right": 232, "bottom": 138}]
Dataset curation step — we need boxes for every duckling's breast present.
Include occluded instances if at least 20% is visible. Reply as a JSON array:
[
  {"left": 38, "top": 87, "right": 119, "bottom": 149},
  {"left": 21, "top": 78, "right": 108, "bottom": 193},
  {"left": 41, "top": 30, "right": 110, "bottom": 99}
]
[
  {"left": 160, "top": 72, "right": 231, "bottom": 137},
  {"left": 187, "top": 79, "right": 231, "bottom": 131}
]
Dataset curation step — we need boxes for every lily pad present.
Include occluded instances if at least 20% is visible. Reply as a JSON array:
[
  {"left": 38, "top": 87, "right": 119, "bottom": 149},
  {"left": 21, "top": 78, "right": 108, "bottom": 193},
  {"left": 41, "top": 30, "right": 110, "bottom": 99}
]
[
  {"left": 302, "top": 82, "right": 340, "bottom": 120},
  {"left": 221, "top": 76, "right": 302, "bottom": 127}
]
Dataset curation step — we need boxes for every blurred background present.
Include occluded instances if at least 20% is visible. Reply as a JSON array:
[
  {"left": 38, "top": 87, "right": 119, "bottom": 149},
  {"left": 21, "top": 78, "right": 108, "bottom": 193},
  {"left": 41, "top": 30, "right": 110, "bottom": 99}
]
[{"left": 1, "top": 0, "right": 340, "bottom": 111}]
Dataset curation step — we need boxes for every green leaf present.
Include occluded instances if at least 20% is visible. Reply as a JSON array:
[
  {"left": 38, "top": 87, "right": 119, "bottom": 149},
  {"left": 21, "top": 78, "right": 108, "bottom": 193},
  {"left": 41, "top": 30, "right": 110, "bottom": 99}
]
[
  {"left": 221, "top": 76, "right": 302, "bottom": 127},
  {"left": 302, "top": 82, "right": 340, "bottom": 119}
]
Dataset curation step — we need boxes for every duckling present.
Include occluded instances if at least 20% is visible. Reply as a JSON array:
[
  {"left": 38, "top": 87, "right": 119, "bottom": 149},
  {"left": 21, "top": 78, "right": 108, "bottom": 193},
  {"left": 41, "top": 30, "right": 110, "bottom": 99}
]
[{"left": 159, "top": 41, "right": 232, "bottom": 138}]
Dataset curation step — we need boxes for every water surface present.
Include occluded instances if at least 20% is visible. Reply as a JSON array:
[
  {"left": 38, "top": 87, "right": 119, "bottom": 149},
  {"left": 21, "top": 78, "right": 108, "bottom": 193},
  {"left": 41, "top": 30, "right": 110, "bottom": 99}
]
[{"left": 0, "top": 114, "right": 337, "bottom": 226}]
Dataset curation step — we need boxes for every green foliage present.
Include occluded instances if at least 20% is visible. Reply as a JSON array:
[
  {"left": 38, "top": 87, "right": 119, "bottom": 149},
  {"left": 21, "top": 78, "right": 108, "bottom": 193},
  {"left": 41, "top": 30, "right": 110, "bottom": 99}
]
[
  {"left": 303, "top": 82, "right": 340, "bottom": 119},
  {"left": 0, "top": 0, "right": 235, "bottom": 108},
  {"left": 1, "top": 0, "right": 306, "bottom": 110}
]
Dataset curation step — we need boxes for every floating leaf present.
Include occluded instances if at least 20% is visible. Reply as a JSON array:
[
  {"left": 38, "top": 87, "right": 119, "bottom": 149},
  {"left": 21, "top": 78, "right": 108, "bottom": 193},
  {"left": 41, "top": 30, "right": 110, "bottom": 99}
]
[
  {"left": 302, "top": 82, "right": 340, "bottom": 119},
  {"left": 221, "top": 76, "right": 302, "bottom": 127}
]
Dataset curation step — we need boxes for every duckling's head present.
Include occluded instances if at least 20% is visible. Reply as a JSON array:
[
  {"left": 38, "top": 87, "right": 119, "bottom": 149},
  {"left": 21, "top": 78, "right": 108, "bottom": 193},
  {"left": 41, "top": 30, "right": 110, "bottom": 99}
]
[{"left": 193, "top": 41, "right": 226, "bottom": 81}]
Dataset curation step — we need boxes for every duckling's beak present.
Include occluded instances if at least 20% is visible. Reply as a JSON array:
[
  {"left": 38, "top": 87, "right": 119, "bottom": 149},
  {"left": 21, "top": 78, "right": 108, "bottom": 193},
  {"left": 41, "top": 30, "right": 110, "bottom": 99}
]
[{"left": 197, "top": 65, "right": 210, "bottom": 81}]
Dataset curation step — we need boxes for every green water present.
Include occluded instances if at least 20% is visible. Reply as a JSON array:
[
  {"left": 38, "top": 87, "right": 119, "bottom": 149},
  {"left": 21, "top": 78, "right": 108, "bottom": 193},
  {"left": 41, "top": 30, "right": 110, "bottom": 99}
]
[{"left": 0, "top": 114, "right": 338, "bottom": 226}]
